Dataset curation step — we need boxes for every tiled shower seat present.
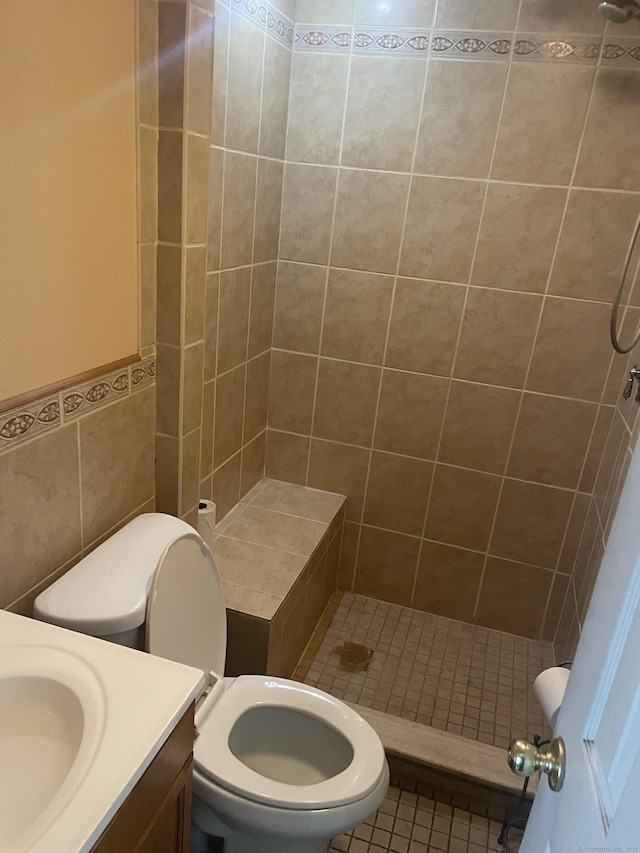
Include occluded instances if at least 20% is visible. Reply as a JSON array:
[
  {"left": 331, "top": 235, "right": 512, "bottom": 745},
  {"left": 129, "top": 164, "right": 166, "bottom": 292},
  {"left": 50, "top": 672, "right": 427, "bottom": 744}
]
[{"left": 211, "top": 479, "right": 345, "bottom": 677}]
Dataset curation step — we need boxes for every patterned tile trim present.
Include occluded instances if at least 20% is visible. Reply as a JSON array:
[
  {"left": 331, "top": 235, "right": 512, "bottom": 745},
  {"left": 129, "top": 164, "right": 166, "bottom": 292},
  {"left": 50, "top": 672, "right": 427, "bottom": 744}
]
[
  {"left": 222, "top": 0, "right": 294, "bottom": 48},
  {"left": 431, "top": 31, "right": 512, "bottom": 60},
  {"left": 0, "top": 357, "right": 157, "bottom": 452},
  {"left": 601, "top": 37, "right": 640, "bottom": 67},
  {"left": 293, "top": 25, "right": 606, "bottom": 63},
  {"left": 0, "top": 394, "right": 61, "bottom": 452},
  {"left": 513, "top": 33, "right": 602, "bottom": 63}
]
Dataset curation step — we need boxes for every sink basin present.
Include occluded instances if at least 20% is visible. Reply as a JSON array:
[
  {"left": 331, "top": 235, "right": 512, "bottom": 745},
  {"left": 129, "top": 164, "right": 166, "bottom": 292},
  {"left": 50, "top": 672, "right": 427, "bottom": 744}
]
[{"left": 0, "top": 646, "right": 106, "bottom": 851}]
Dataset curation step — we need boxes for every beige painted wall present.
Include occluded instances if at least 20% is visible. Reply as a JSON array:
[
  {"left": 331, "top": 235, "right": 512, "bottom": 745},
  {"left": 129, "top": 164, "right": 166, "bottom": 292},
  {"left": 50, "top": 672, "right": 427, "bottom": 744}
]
[{"left": 0, "top": 0, "right": 138, "bottom": 400}]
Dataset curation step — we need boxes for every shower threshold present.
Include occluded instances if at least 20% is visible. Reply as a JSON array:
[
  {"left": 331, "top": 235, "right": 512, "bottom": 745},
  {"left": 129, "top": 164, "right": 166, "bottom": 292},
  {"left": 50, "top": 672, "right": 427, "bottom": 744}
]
[{"left": 294, "top": 592, "right": 554, "bottom": 752}]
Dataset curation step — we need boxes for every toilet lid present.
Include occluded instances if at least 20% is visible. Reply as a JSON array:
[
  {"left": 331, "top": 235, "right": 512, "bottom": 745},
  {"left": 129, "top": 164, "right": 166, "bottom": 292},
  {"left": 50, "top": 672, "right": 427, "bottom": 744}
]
[{"left": 146, "top": 532, "right": 226, "bottom": 676}]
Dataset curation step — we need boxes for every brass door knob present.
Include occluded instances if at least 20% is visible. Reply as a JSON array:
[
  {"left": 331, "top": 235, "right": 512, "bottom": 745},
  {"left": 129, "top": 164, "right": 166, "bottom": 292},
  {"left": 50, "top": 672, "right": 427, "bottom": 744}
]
[{"left": 508, "top": 737, "right": 566, "bottom": 792}]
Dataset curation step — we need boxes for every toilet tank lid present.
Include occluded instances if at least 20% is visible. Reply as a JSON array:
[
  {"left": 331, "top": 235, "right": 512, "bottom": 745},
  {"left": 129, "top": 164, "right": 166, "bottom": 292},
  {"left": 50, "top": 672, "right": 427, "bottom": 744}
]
[{"left": 34, "top": 513, "right": 196, "bottom": 636}]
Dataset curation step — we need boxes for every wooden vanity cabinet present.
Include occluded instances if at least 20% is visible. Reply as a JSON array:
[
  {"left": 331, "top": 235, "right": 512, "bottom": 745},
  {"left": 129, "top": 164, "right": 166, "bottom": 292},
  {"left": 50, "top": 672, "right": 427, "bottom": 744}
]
[{"left": 91, "top": 703, "right": 195, "bottom": 853}]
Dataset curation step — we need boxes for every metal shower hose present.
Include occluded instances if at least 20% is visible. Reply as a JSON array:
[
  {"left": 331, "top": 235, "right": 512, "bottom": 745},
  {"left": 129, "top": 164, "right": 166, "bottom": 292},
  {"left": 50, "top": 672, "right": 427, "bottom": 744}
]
[{"left": 610, "top": 210, "right": 640, "bottom": 354}]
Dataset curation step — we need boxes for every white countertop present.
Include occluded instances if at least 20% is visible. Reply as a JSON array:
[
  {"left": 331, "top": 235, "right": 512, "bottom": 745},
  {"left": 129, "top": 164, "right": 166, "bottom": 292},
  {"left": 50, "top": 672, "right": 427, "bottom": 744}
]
[{"left": 0, "top": 610, "right": 205, "bottom": 853}]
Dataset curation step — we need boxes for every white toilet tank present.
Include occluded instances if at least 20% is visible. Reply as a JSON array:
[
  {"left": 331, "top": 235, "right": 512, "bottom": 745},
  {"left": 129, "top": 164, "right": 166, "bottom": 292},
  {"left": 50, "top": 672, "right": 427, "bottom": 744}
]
[{"left": 34, "top": 513, "right": 197, "bottom": 648}]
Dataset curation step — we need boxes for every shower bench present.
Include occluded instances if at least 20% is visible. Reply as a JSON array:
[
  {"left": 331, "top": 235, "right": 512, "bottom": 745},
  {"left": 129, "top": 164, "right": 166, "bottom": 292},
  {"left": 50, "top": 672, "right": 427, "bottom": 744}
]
[{"left": 210, "top": 478, "right": 345, "bottom": 678}]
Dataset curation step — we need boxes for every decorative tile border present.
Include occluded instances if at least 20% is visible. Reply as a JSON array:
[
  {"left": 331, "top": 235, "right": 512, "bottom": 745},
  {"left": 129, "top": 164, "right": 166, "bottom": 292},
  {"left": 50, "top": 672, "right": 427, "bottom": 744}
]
[
  {"left": 601, "top": 37, "right": 640, "bottom": 67},
  {"left": 223, "top": 0, "right": 294, "bottom": 48},
  {"left": 354, "top": 27, "right": 431, "bottom": 56},
  {"left": 431, "top": 31, "right": 512, "bottom": 60},
  {"left": 294, "top": 25, "right": 353, "bottom": 53},
  {"left": 0, "top": 357, "right": 157, "bottom": 453},
  {"left": 513, "top": 33, "right": 601, "bottom": 63}
]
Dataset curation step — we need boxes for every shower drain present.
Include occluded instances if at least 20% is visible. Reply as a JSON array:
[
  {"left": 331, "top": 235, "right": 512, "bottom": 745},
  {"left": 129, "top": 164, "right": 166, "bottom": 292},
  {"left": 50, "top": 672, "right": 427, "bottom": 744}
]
[{"left": 334, "top": 641, "right": 374, "bottom": 672}]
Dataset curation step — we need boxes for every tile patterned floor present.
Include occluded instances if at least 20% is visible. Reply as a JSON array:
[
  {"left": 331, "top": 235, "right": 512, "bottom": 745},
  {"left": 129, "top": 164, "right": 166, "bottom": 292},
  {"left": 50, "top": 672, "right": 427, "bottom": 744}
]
[
  {"left": 330, "top": 787, "right": 505, "bottom": 853},
  {"left": 295, "top": 593, "right": 555, "bottom": 750}
]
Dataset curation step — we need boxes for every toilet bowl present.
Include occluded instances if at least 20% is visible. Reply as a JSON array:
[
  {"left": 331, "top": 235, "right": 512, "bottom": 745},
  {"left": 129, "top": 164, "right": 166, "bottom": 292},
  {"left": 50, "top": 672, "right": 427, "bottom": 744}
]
[{"left": 34, "top": 513, "right": 389, "bottom": 853}]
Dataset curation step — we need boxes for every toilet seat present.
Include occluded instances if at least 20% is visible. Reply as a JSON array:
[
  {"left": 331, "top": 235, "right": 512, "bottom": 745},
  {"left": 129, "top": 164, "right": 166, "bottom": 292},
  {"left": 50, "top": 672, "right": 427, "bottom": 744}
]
[{"left": 193, "top": 675, "right": 387, "bottom": 811}]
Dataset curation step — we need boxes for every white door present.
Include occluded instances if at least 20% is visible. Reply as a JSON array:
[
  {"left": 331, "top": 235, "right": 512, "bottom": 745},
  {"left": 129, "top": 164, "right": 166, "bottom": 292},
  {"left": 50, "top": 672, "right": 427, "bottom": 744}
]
[{"left": 521, "top": 437, "right": 640, "bottom": 852}]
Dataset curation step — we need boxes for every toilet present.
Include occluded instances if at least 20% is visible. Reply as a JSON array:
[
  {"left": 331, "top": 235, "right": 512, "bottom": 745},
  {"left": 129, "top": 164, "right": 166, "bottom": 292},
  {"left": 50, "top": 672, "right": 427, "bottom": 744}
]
[{"left": 33, "top": 513, "right": 389, "bottom": 853}]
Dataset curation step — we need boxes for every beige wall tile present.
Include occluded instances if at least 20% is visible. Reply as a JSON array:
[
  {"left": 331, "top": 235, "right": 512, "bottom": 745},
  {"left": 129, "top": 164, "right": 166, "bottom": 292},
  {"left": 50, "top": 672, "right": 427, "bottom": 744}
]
[
  {"left": 280, "top": 164, "right": 337, "bottom": 264},
  {"left": 268, "top": 351, "right": 317, "bottom": 433},
  {"left": 454, "top": 289, "right": 542, "bottom": 388},
  {"left": 296, "top": 0, "right": 355, "bottom": 23},
  {"left": 356, "top": 0, "right": 435, "bottom": 26},
  {"left": 274, "top": 262, "right": 326, "bottom": 353},
  {"left": 374, "top": 370, "right": 448, "bottom": 460},
  {"left": 241, "top": 431, "right": 266, "bottom": 498},
  {"left": 508, "top": 394, "right": 597, "bottom": 489},
  {"left": 0, "top": 425, "right": 81, "bottom": 606},
  {"left": 401, "top": 177, "right": 484, "bottom": 283},
  {"left": 313, "top": 359, "right": 381, "bottom": 446},
  {"left": 490, "top": 479, "right": 573, "bottom": 569},
  {"left": 210, "top": 1, "right": 229, "bottom": 148},
  {"left": 254, "top": 158, "right": 284, "bottom": 264},
  {"left": 182, "top": 342, "right": 204, "bottom": 434},
  {"left": 321, "top": 269, "right": 394, "bottom": 364},
  {"left": 342, "top": 56, "right": 426, "bottom": 172},
  {"left": 249, "top": 262, "right": 276, "bottom": 358},
  {"left": 140, "top": 243, "right": 157, "bottom": 349},
  {"left": 186, "top": 4, "right": 214, "bottom": 134},
  {"left": 185, "top": 132, "right": 210, "bottom": 244},
  {"left": 307, "top": 439, "right": 370, "bottom": 521},
  {"left": 425, "top": 465, "right": 501, "bottom": 552},
  {"left": 415, "top": 61, "right": 507, "bottom": 179},
  {"left": 434, "top": 0, "right": 518, "bottom": 29},
  {"left": 158, "top": 130, "right": 183, "bottom": 243},
  {"left": 156, "top": 344, "right": 181, "bottom": 435},
  {"left": 80, "top": 388, "right": 155, "bottom": 544},
  {"left": 138, "top": 125, "right": 159, "bottom": 244},
  {"left": 472, "top": 184, "right": 566, "bottom": 293},
  {"left": 332, "top": 170, "right": 410, "bottom": 275},
  {"left": 221, "top": 151, "right": 257, "bottom": 269},
  {"left": 492, "top": 64, "right": 594, "bottom": 185},
  {"left": 338, "top": 521, "right": 359, "bottom": 590},
  {"left": 214, "top": 364, "right": 246, "bottom": 463},
  {"left": 244, "top": 352, "right": 270, "bottom": 443},
  {"left": 363, "top": 452, "right": 433, "bottom": 536},
  {"left": 526, "top": 297, "right": 611, "bottom": 400},
  {"left": 181, "top": 427, "right": 201, "bottom": 514},
  {"left": 212, "top": 451, "right": 242, "bottom": 521},
  {"left": 580, "top": 406, "right": 614, "bottom": 493},
  {"left": 475, "top": 557, "right": 552, "bottom": 638},
  {"left": 157, "top": 244, "right": 182, "bottom": 346},
  {"left": 549, "top": 189, "right": 640, "bottom": 301},
  {"left": 207, "top": 145, "right": 223, "bottom": 272},
  {"left": 575, "top": 70, "right": 640, "bottom": 191},
  {"left": 354, "top": 526, "right": 420, "bottom": 605},
  {"left": 217, "top": 267, "right": 250, "bottom": 373},
  {"left": 386, "top": 279, "right": 465, "bottom": 376},
  {"left": 558, "top": 492, "right": 590, "bottom": 575},
  {"left": 184, "top": 245, "right": 207, "bottom": 344},
  {"left": 201, "top": 379, "right": 215, "bottom": 479},
  {"left": 439, "top": 381, "right": 520, "bottom": 474},
  {"left": 250, "top": 480, "right": 344, "bottom": 522},
  {"left": 138, "top": 0, "right": 159, "bottom": 127},
  {"left": 519, "top": 0, "right": 605, "bottom": 34},
  {"left": 286, "top": 53, "right": 349, "bottom": 166},
  {"left": 158, "top": 1, "right": 186, "bottom": 128},
  {"left": 225, "top": 13, "right": 264, "bottom": 154},
  {"left": 156, "top": 434, "right": 180, "bottom": 515},
  {"left": 266, "top": 430, "right": 310, "bottom": 485},
  {"left": 413, "top": 542, "right": 484, "bottom": 623},
  {"left": 204, "top": 272, "right": 219, "bottom": 381},
  {"left": 541, "top": 572, "right": 571, "bottom": 643},
  {"left": 259, "top": 38, "right": 291, "bottom": 160}
]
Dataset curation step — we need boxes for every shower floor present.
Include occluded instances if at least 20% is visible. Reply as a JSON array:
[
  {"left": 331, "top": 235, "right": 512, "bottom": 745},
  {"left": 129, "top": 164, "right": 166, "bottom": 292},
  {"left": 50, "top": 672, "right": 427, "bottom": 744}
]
[{"left": 294, "top": 593, "right": 554, "bottom": 751}]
